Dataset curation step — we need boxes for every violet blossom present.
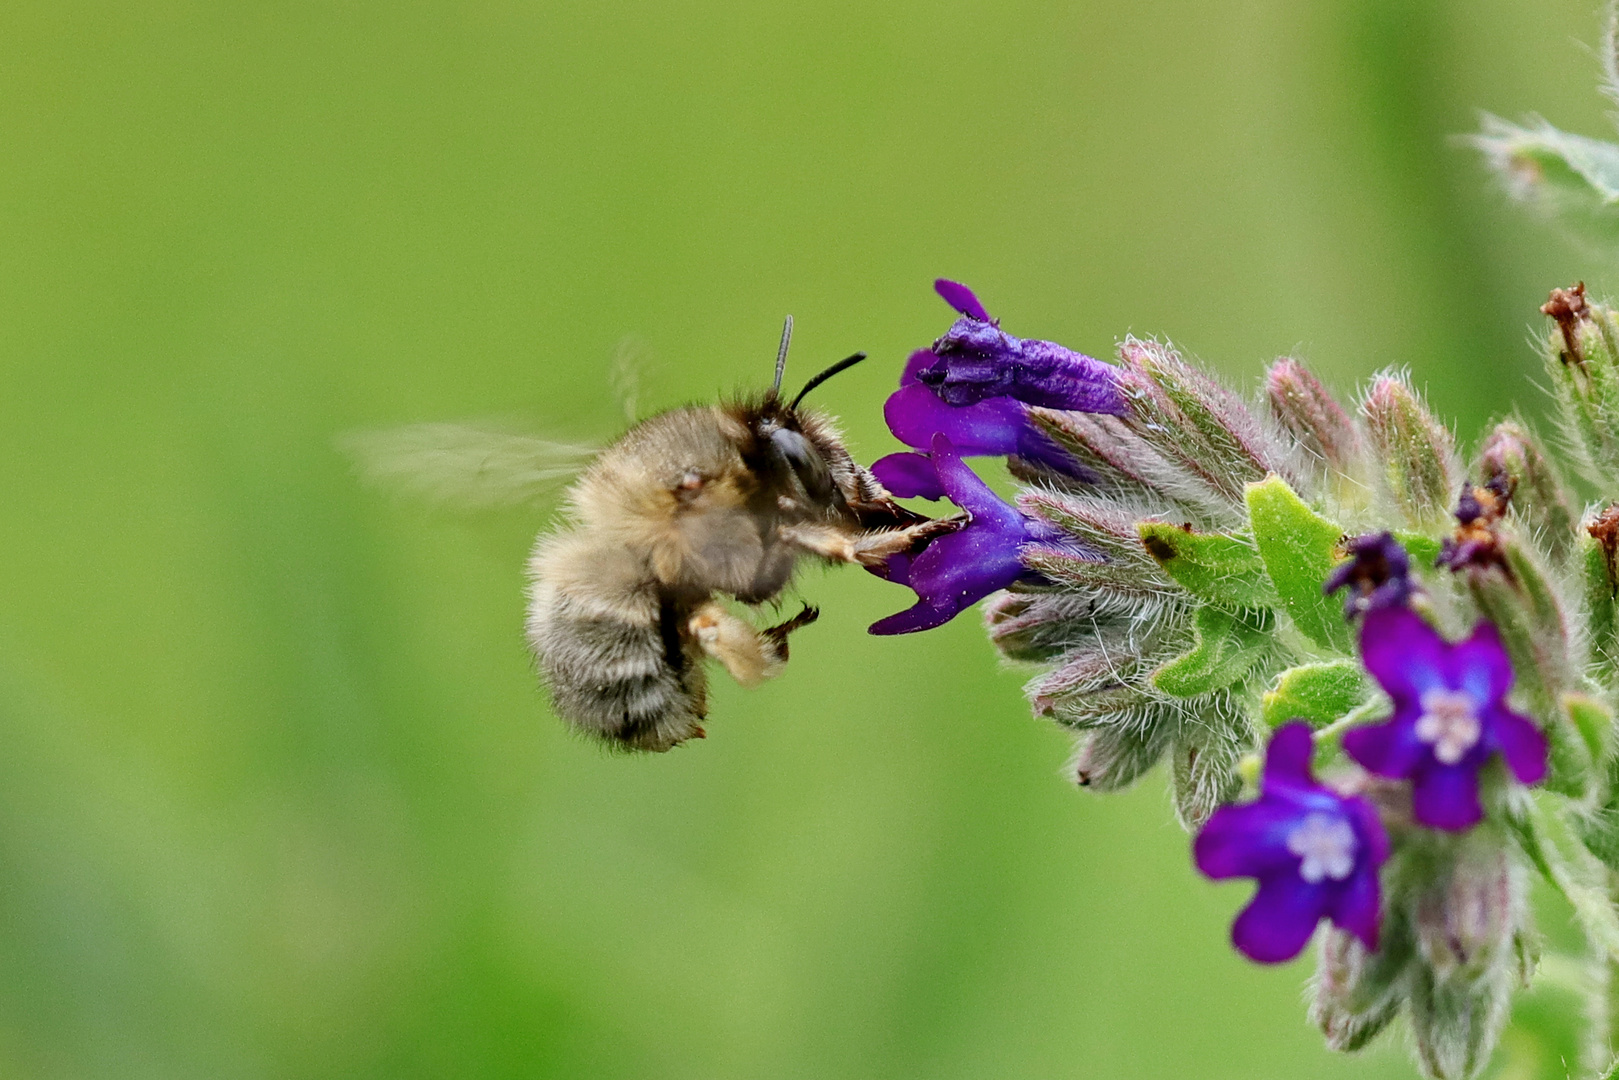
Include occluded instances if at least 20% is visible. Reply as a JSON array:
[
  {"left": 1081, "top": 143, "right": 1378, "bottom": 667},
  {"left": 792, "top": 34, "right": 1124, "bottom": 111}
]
[
  {"left": 1195, "top": 723, "right": 1390, "bottom": 964},
  {"left": 1323, "top": 532, "right": 1412, "bottom": 617},
  {"left": 868, "top": 433, "right": 1099, "bottom": 635},
  {"left": 874, "top": 280, "right": 1125, "bottom": 485},
  {"left": 1342, "top": 606, "right": 1547, "bottom": 831}
]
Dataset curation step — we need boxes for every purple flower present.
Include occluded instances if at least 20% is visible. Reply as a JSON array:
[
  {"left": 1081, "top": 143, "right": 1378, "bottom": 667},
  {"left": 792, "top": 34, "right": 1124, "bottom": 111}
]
[
  {"left": 1323, "top": 532, "right": 1412, "bottom": 617},
  {"left": 868, "top": 433, "right": 1099, "bottom": 635},
  {"left": 879, "top": 281, "right": 1126, "bottom": 481},
  {"left": 1342, "top": 607, "right": 1547, "bottom": 831},
  {"left": 1195, "top": 723, "right": 1390, "bottom": 964},
  {"left": 915, "top": 279, "right": 1126, "bottom": 413}
]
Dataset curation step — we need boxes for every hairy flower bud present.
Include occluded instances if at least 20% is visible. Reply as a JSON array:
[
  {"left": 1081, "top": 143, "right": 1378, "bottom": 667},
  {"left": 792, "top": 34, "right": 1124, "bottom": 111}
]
[
  {"left": 1115, "top": 338, "right": 1302, "bottom": 509},
  {"left": 1069, "top": 725, "right": 1174, "bottom": 792},
  {"left": 1403, "top": 832, "right": 1526, "bottom": 1080},
  {"left": 1360, "top": 374, "right": 1462, "bottom": 528},
  {"left": 1311, "top": 921, "right": 1413, "bottom": 1052},
  {"left": 1539, "top": 284, "right": 1619, "bottom": 484},
  {"left": 1464, "top": 530, "right": 1580, "bottom": 725},
  {"left": 1411, "top": 836, "right": 1524, "bottom": 980},
  {"left": 1266, "top": 357, "right": 1363, "bottom": 476},
  {"left": 1170, "top": 692, "right": 1255, "bottom": 829},
  {"left": 1585, "top": 505, "right": 1619, "bottom": 665},
  {"left": 1478, "top": 420, "right": 1577, "bottom": 562}
]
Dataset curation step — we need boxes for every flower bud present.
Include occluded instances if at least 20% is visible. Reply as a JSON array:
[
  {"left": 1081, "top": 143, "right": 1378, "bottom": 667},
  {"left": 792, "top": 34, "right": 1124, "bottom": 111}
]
[
  {"left": 1170, "top": 691, "right": 1253, "bottom": 829},
  {"left": 1266, "top": 357, "right": 1363, "bottom": 476},
  {"left": 1398, "top": 831, "right": 1526, "bottom": 1079},
  {"left": 1465, "top": 528, "right": 1578, "bottom": 715},
  {"left": 1069, "top": 725, "right": 1173, "bottom": 792},
  {"left": 1311, "top": 921, "right": 1413, "bottom": 1052},
  {"left": 1585, "top": 505, "right": 1619, "bottom": 665},
  {"left": 1360, "top": 374, "right": 1462, "bottom": 528},
  {"left": 1539, "top": 284, "right": 1619, "bottom": 484},
  {"left": 1016, "top": 492, "right": 1180, "bottom": 596},
  {"left": 1115, "top": 337, "right": 1301, "bottom": 508},
  {"left": 1478, "top": 419, "right": 1577, "bottom": 563},
  {"left": 1407, "top": 963, "right": 1514, "bottom": 1080},
  {"left": 1411, "top": 836, "right": 1523, "bottom": 980},
  {"left": 1024, "top": 409, "right": 1175, "bottom": 499}
]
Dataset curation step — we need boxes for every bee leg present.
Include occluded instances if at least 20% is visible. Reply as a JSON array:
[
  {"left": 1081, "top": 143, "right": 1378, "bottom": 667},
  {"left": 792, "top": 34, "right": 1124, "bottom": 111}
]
[
  {"left": 688, "top": 602, "right": 786, "bottom": 689},
  {"left": 760, "top": 603, "right": 820, "bottom": 663},
  {"left": 781, "top": 517, "right": 966, "bottom": 568}
]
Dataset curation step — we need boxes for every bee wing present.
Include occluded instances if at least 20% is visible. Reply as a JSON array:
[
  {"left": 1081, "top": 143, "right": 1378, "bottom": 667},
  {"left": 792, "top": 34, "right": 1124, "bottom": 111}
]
[
  {"left": 610, "top": 335, "right": 652, "bottom": 423},
  {"left": 338, "top": 422, "right": 599, "bottom": 510}
]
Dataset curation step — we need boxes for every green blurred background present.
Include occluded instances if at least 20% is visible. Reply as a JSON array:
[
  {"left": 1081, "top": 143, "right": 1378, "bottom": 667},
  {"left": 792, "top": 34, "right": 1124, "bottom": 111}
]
[{"left": 0, "top": 1, "right": 1609, "bottom": 1077}]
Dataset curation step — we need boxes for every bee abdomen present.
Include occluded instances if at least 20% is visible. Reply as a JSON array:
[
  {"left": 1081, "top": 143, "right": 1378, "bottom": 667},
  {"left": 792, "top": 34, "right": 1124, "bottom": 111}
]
[{"left": 527, "top": 592, "right": 707, "bottom": 753}]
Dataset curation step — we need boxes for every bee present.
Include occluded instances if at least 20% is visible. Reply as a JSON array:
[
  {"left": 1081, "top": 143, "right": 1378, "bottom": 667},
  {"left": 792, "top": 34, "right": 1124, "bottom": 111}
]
[{"left": 346, "top": 319, "right": 956, "bottom": 751}]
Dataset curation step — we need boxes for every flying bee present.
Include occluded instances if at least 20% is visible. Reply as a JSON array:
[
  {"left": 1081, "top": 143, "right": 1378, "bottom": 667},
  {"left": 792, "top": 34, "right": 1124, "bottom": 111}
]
[{"left": 345, "top": 319, "right": 957, "bottom": 751}]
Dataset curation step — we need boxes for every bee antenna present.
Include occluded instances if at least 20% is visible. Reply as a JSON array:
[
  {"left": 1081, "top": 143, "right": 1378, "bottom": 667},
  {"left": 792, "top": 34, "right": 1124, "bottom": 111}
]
[
  {"left": 790, "top": 352, "right": 867, "bottom": 411},
  {"left": 772, "top": 315, "right": 794, "bottom": 395}
]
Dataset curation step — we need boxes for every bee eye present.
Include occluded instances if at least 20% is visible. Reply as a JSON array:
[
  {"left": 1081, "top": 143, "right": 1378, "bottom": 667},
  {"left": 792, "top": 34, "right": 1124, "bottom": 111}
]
[{"left": 769, "top": 428, "right": 833, "bottom": 501}]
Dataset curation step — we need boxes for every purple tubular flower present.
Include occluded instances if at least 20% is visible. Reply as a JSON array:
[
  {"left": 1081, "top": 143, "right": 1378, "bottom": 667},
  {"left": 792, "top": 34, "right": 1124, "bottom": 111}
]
[
  {"left": 1343, "top": 607, "right": 1547, "bottom": 832},
  {"left": 869, "top": 434, "right": 1099, "bottom": 635},
  {"left": 1323, "top": 532, "right": 1412, "bottom": 617},
  {"left": 883, "top": 377, "right": 1085, "bottom": 478},
  {"left": 918, "top": 280, "right": 1127, "bottom": 414},
  {"left": 1195, "top": 723, "right": 1390, "bottom": 964},
  {"left": 878, "top": 281, "right": 1126, "bottom": 483}
]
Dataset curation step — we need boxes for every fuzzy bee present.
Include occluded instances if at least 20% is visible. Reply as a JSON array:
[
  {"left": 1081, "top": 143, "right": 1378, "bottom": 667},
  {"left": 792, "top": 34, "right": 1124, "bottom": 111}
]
[{"left": 346, "top": 319, "right": 955, "bottom": 751}]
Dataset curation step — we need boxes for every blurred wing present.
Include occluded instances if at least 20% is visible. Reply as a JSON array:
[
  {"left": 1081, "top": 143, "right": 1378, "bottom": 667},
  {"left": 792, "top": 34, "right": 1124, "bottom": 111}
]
[
  {"left": 339, "top": 423, "right": 599, "bottom": 510},
  {"left": 610, "top": 335, "right": 652, "bottom": 422}
]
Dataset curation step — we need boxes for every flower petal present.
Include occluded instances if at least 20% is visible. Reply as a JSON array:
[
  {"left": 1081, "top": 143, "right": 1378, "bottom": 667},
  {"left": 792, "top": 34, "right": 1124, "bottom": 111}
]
[
  {"left": 929, "top": 433, "right": 1024, "bottom": 531},
  {"left": 1231, "top": 875, "right": 1328, "bottom": 964},
  {"left": 1450, "top": 621, "right": 1515, "bottom": 705},
  {"left": 1358, "top": 606, "right": 1448, "bottom": 703},
  {"left": 920, "top": 321, "right": 1125, "bottom": 414},
  {"left": 870, "top": 452, "right": 945, "bottom": 500},
  {"left": 900, "top": 349, "right": 937, "bottom": 387},
  {"left": 1341, "top": 714, "right": 1427, "bottom": 778},
  {"left": 867, "top": 437, "right": 1034, "bottom": 635},
  {"left": 1262, "top": 722, "right": 1318, "bottom": 790},
  {"left": 934, "top": 278, "right": 991, "bottom": 322},
  {"left": 868, "top": 598, "right": 956, "bottom": 636},
  {"left": 1410, "top": 763, "right": 1484, "bottom": 831},
  {"left": 1490, "top": 705, "right": 1548, "bottom": 785},
  {"left": 1194, "top": 801, "right": 1300, "bottom": 879},
  {"left": 1345, "top": 795, "right": 1391, "bottom": 868},
  {"left": 883, "top": 384, "right": 1025, "bottom": 456},
  {"left": 1328, "top": 864, "right": 1382, "bottom": 951}
]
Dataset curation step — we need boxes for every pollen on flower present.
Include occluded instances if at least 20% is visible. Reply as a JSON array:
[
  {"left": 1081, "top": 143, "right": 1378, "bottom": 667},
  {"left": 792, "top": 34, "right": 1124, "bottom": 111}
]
[
  {"left": 1286, "top": 813, "right": 1358, "bottom": 884},
  {"left": 1414, "top": 689, "right": 1482, "bottom": 765}
]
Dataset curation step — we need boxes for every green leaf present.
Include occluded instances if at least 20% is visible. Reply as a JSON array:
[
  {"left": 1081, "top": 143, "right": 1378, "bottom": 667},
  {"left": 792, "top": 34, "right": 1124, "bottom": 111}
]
[
  {"left": 1137, "top": 522, "right": 1276, "bottom": 608},
  {"left": 1262, "top": 660, "right": 1366, "bottom": 729},
  {"left": 1394, "top": 531, "right": 1443, "bottom": 567},
  {"left": 1564, "top": 692, "right": 1614, "bottom": 777},
  {"left": 1150, "top": 605, "right": 1272, "bottom": 698},
  {"left": 1244, "top": 475, "right": 1350, "bottom": 650}
]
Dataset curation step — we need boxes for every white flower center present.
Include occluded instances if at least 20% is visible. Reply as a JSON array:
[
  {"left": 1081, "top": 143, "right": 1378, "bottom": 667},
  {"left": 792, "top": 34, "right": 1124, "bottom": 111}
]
[
  {"left": 1415, "top": 688, "right": 1482, "bottom": 765},
  {"left": 1286, "top": 812, "right": 1358, "bottom": 884}
]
